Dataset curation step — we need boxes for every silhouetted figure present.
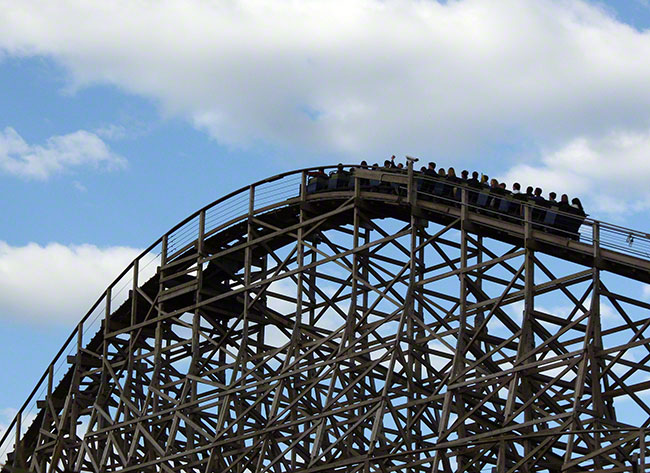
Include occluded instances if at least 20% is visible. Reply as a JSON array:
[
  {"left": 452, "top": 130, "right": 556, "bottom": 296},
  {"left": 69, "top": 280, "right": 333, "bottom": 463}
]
[
  {"left": 512, "top": 183, "right": 527, "bottom": 211},
  {"left": 542, "top": 192, "right": 560, "bottom": 229},
  {"left": 561, "top": 197, "right": 586, "bottom": 237},
  {"left": 446, "top": 168, "right": 460, "bottom": 200},
  {"left": 421, "top": 161, "right": 438, "bottom": 194},
  {"left": 369, "top": 163, "right": 381, "bottom": 189},
  {"left": 468, "top": 171, "right": 480, "bottom": 187},
  {"left": 307, "top": 167, "right": 329, "bottom": 193},
  {"left": 555, "top": 194, "right": 573, "bottom": 236},
  {"left": 531, "top": 187, "right": 546, "bottom": 222},
  {"left": 466, "top": 171, "right": 480, "bottom": 204},
  {"left": 490, "top": 179, "right": 506, "bottom": 212},
  {"left": 559, "top": 194, "right": 570, "bottom": 211},
  {"left": 571, "top": 198, "right": 585, "bottom": 215},
  {"left": 328, "top": 163, "right": 351, "bottom": 190},
  {"left": 526, "top": 186, "right": 534, "bottom": 198},
  {"left": 359, "top": 161, "right": 370, "bottom": 187}
]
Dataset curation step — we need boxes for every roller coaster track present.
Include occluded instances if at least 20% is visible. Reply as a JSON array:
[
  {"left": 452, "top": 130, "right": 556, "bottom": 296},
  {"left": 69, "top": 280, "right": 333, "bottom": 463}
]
[{"left": 3, "top": 164, "right": 650, "bottom": 472}]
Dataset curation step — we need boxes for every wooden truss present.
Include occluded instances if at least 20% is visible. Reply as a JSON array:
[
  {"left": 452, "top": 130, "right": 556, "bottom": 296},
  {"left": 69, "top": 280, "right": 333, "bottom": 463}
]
[{"left": 4, "top": 164, "right": 650, "bottom": 472}]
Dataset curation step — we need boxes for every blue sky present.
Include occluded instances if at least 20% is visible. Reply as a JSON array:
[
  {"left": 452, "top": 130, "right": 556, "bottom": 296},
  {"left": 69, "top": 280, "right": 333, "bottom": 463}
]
[{"left": 2, "top": 0, "right": 650, "bottom": 437}]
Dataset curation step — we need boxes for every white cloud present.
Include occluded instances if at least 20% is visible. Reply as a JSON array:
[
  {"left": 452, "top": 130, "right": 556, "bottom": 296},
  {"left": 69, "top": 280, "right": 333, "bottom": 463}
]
[
  {"left": 94, "top": 123, "right": 150, "bottom": 141},
  {"left": 0, "top": 127, "right": 126, "bottom": 180},
  {"left": 499, "top": 129, "right": 650, "bottom": 216},
  {"left": 0, "top": 241, "right": 154, "bottom": 324},
  {"left": 73, "top": 180, "right": 87, "bottom": 192},
  {"left": 1, "top": 1, "right": 650, "bottom": 157},
  {"left": 94, "top": 124, "right": 128, "bottom": 141}
]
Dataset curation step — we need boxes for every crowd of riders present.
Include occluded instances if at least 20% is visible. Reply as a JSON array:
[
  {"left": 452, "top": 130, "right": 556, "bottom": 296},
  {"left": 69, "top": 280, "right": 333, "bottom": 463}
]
[{"left": 306, "top": 156, "right": 587, "bottom": 238}]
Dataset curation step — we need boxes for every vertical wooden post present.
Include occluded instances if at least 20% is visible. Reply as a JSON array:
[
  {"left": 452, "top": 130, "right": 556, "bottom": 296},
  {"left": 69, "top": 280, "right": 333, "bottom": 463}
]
[
  {"left": 153, "top": 236, "right": 167, "bottom": 413},
  {"left": 13, "top": 410, "right": 21, "bottom": 467},
  {"left": 521, "top": 234, "right": 535, "bottom": 472},
  {"left": 591, "top": 221, "right": 604, "bottom": 468},
  {"left": 301, "top": 170, "right": 307, "bottom": 201},
  {"left": 104, "top": 287, "right": 112, "bottom": 334},
  {"left": 120, "top": 259, "right": 139, "bottom": 428},
  {"left": 71, "top": 319, "right": 83, "bottom": 439},
  {"left": 131, "top": 259, "right": 139, "bottom": 327},
  {"left": 77, "top": 321, "right": 83, "bottom": 356},
  {"left": 408, "top": 159, "right": 415, "bottom": 206},
  {"left": 48, "top": 364, "right": 54, "bottom": 398},
  {"left": 461, "top": 187, "right": 468, "bottom": 223},
  {"left": 524, "top": 204, "right": 532, "bottom": 243},
  {"left": 457, "top": 185, "right": 469, "bottom": 472},
  {"left": 242, "top": 185, "right": 255, "bottom": 349},
  {"left": 435, "top": 187, "right": 469, "bottom": 473},
  {"left": 641, "top": 429, "right": 646, "bottom": 472},
  {"left": 499, "top": 205, "right": 535, "bottom": 472},
  {"left": 97, "top": 286, "right": 112, "bottom": 431},
  {"left": 161, "top": 234, "right": 168, "bottom": 267},
  {"left": 197, "top": 210, "right": 206, "bottom": 256},
  {"left": 406, "top": 198, "right": 418, "bottom": 465},
  {"left": 292, "top": 178, "right": 305, "bottom": 471}
]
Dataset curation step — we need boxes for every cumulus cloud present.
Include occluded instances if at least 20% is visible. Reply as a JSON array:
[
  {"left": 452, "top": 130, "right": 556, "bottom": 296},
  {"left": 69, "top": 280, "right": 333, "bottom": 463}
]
[
  {"left": 73, "top": 180, "right": 87, "bottom": 192},
  {"left": 1, "top": 1, "right": 650, "bottom": 157},
  {"left": 94, "top": 124, "right": 129, "bottom": 141},
  {"left": 0, "top": 127, "right": 126, "bottom": 180},
  {"left": 0, "top": 241, "right": 155, "bottom": 324},
  {"left": 499, "top": 129, "right": 650, "bottom": 216}
]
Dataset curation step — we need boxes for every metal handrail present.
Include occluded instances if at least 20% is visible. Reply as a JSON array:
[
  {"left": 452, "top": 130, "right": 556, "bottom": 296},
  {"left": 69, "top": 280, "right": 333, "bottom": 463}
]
[
  {"left": 364, "top": 167, "right": 650, "bottom": 260},
  {"left": 3, "top": 162, "right": 650, "bottom": 462},
  {"left": 426, "top": 174, "right": 650, "bottom": 258}
]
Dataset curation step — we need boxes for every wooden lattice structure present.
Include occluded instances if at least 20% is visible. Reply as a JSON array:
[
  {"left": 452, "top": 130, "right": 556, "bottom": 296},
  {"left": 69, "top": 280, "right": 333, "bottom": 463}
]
[{"left": 3, "top": 163, "right": 650, "bottom": 472}]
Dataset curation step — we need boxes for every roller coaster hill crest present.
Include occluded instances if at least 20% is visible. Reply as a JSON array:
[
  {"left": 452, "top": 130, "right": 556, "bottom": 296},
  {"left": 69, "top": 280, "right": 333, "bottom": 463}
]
[{"left": 3, "top": 162, "right": 650, "bottom": 472}]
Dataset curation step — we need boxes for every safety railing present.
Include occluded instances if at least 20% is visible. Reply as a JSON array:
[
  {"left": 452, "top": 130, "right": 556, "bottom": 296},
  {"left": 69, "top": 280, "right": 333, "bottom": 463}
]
[
  {"left": 342, "top": 166, "right": 650, "bottom": 262},
  {"left": 3, "top": 162, "right": 650, "bottom": 467}
]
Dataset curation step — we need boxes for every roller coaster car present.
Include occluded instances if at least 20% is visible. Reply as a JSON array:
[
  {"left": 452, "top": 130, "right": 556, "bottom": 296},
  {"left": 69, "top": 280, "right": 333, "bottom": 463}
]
[
  {"left": 308, "top": 170, "right": 587, "bottom": 241},
  {"left": 327, "top": 171, "right": 353, "bottom": 190},
  {"left": 307, "top": 176, "right": 328, "bottom": 194}
]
